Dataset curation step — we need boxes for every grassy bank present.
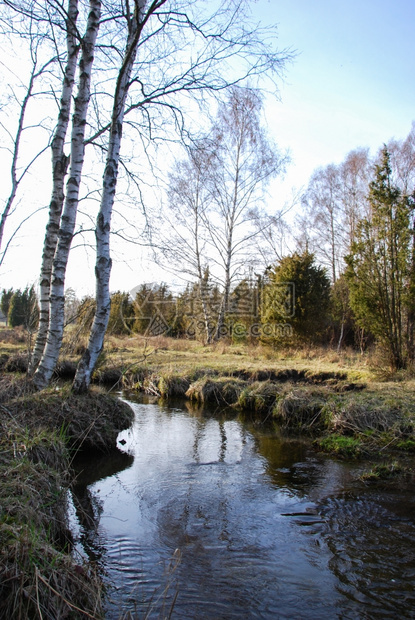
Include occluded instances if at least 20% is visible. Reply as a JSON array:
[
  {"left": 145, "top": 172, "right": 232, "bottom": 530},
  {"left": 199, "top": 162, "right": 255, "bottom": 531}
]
[
  {"left": 92, "top": 335, "right": 415, "bottom": 459},
  {"left": 0, "top": 374, "right": 133, "bottom": 619},
  {"left": 2, "top": 330, "right": 415, "bottom": 460}
]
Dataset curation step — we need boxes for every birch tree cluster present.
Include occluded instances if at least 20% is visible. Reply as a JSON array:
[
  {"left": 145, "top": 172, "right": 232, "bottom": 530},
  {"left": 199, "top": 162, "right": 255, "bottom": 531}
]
[{"left": 0, "top": 0, "right": 290, "bottom": 391}]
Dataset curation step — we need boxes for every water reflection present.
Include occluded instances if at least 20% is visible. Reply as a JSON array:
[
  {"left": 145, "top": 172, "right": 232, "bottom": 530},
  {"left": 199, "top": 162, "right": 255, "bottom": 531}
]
[
  {"left": 69, "top": 398, "right": 415, "bottom": 619},
  {"left": 71, "top": 449, "right": 134, "bottom": 565}
]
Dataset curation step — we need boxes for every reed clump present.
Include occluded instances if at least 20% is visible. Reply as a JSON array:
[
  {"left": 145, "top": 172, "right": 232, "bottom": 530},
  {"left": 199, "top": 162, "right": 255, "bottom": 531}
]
[{"left": 272, "top": 387, "right": 329, "bottom": 434}]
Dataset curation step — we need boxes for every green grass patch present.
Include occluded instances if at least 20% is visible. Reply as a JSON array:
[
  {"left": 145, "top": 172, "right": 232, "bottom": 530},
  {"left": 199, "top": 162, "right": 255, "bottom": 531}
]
[
  {"left": 317, "top": 434, "right": 362, "bottom": 458},
  {"left": 359, "top": 461, "right": 404, "bottom": 481}
]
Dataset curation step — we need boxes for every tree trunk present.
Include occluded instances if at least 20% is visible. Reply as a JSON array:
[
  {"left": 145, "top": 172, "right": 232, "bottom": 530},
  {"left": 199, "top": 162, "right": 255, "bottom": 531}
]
[
  {"left": 73, "top": 1, "right": 147, "bottom": 394},
  {"left": 33, "top": 0, "right": 101, "bottom": 389},
  {"left": 407, "top": 214, "right": 415, "bottom": 361},
  {"left": 30, "top": 0, "right": 80, "bottom": 373},
  {"left": 337, "top": 315, "right": 345, "bottom": 353}
]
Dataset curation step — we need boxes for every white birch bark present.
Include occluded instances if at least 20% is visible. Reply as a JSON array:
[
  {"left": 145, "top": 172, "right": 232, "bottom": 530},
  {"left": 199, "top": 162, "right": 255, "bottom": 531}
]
[
  {"left": 73, "top": 0, "right": 147, "bottom": 393},
  {"left": 33, "top": 0, "right": 101, "bottom": 389},
  {"left": 30, "top": 0, "right": 80, "bottom": 373}
]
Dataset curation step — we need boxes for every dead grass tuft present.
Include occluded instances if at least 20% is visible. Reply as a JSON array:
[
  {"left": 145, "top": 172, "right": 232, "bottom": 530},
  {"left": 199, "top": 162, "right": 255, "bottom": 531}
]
[
  {"left": 4, "top": 352, "right": 29, "bottom": 373},
  {"left": 186, "top": 376, "right": 246, "bottom": 407},
  {"left": 0, "top": 326, "right": 26, "bottom": 345},
  {"left": 273, "top": 387, "right": 329, "bottom": 434},
  {"left": 237, "top": 380, "right": 281, "bottom": 415},
  {"left": 6, "top": 386, "right": 134, "bottom": 453},
  {"left": 328, "top": 397, "right": 403, "bottom": 436}
]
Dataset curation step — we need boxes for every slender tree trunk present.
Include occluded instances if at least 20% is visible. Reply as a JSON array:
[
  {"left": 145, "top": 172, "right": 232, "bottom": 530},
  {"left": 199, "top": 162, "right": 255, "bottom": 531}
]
[
  {"left": 30, "top": 0, "right": 80, "bottom": 373},
  {"left": 214, "top": 142, "right": 240, "bottom": 341},
  {"left": 330, "top": 207, "right": 336, "bottom": 283},
  {"left": 33, "top": 0, "right": 101, "bottom": 389},
  {"left": 194, "top": 197, "right": 213, "bottom": 344},
  {"left": 214, "top": 248, "right": 232, "bottom": 341},
  {"left": 73, "top": 1, "right": 147, "bottom": 393},
  {"left": 0, "top": 59, "right": 38, "bottom": 254},
  {"left": 337, "top": 315, "right": 345, "bottom": 353},
  {"left": 199, "top": 285, "right": 213, "bottom": 343}
]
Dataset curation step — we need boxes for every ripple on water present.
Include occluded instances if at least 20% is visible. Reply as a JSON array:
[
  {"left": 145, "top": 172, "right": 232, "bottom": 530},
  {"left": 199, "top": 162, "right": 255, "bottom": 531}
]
[{"left": 319, "top": 492, "right": 415, "bottom": 618}]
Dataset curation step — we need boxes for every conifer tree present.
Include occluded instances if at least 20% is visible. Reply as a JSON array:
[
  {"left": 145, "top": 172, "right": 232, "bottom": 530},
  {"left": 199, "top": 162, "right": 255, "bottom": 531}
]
[
  {"left": 346, "top": 147, "right": 414, "bottom": 369},
  {"left": 261, "top": 252, "right": 330, "bottom": 346}
]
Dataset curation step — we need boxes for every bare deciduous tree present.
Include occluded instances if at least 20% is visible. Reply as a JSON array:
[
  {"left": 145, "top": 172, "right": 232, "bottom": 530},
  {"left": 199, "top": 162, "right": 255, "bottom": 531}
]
[
  {"left": 0, "top": 11, "right": 55, "bottom": 265},
  {"left": 204, "top": 87, "right": 288, "bottom": 339}
]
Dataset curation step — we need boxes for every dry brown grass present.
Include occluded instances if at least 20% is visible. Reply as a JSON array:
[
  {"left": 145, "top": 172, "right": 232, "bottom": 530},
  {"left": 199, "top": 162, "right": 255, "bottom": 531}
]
[{"left": 185, "top": 376, "right": 246, "bottom": 407}]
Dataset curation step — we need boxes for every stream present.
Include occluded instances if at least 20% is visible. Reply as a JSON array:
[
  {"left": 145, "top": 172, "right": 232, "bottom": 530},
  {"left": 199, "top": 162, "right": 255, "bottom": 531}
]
[{"left": 69, "top": 396, "right": 415, "bottom": 619}]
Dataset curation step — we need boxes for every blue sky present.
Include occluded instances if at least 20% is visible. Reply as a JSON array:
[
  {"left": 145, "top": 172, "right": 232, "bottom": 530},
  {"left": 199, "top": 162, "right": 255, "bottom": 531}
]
[
  {"left": 254, "top": 0, "right": 415, "bottom": 207},
  {"left": 1, "top": 0, "right": 414, "bottom": 293}
]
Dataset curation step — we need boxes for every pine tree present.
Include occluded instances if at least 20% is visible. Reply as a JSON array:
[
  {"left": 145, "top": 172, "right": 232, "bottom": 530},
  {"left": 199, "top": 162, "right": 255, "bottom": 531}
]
[
  {"left": 346, "top": 147, "right": 414, "bottom": 369},
  {"left": 8, "top": 286, "right": 39, "bottom": 330}
]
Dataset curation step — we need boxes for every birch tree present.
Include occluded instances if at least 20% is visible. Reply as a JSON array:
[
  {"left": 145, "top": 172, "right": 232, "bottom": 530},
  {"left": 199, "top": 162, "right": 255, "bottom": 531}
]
[
  {"left": 302, "top": 164, "right": 343, "bottom": 283},
  {"left": 339, "top": 148, "right": 371, "bottom": 251},
  {"left": 0, "top": 9, "right": 55, "bottom": 266},
  {"left": 30, "top": 0, "right": 81, "bottom": 373},
  {"left": 0, "top": 50, "right": 51, "bottom": 261},
  {"left": 205, "top": 87, "right": 288, "bottom": 340},
  {"left": 33, "top": 0, "right": 102, "bottom": 389},
  {"left": 159, "top": 142, "right": 215, "bottom": 343},
  {"left": 73, "top": 0, "right": 149, "bottom": 393}
]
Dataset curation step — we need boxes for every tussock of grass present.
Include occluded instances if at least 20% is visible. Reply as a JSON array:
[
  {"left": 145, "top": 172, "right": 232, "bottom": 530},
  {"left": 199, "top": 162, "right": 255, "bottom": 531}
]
[
  {"left": 272, "top": 387, "right": 329, "bottom": 434},
  {"left": 158, "top": 374, "right": 191, "bottom": 398},
  {"left": 186, "top": 376, "right": 247, "bottom": 406},
  {"left": 317, "top": 434, "right": 362, "bottom": 458},
  {"left": 328, "top": 398, "right": 402, "bottom": 435},
  {"left": 359, "top": 461, "right": 404, "bottom": 481},
  {"left": 5, "top": 383, "right": 134, "bottom": 453},
  {"left": 4, "top": 352, "right": 29, "bottom": 373},
  {"left": 0, "top": 326, "right": 27, "bottom": 345},
  {"left": 0, "top": 407, "right": 104, "bottom": 616},
  {"left": 237, "top": 380, "right": 281, "bottom": 415}
]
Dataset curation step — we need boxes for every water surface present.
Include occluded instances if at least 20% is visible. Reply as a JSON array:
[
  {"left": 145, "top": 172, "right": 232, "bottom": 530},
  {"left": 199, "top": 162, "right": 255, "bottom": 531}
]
[{"left": 70, "top": 398, "right": 415, "bottom": 619}]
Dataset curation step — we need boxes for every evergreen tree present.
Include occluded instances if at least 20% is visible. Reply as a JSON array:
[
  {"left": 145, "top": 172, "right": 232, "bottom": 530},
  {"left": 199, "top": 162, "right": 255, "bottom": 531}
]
[
  {"left": 262, "top": 252, "right": 330, "bottom": 346},
  {"left": 346, "top": 147, "right": 414, "bottom": 369},
  {"left": 1, "top": 288, "right": 14, "bottom": 325},
  {"left": 132, "top": 283, "right": 176, "bottom": 336},
  {"left": 8, "top": 286, "right": 39, "bottom": 330},
  {"left": 107, "top": 292, "right": 134, "bottom": 335}
]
